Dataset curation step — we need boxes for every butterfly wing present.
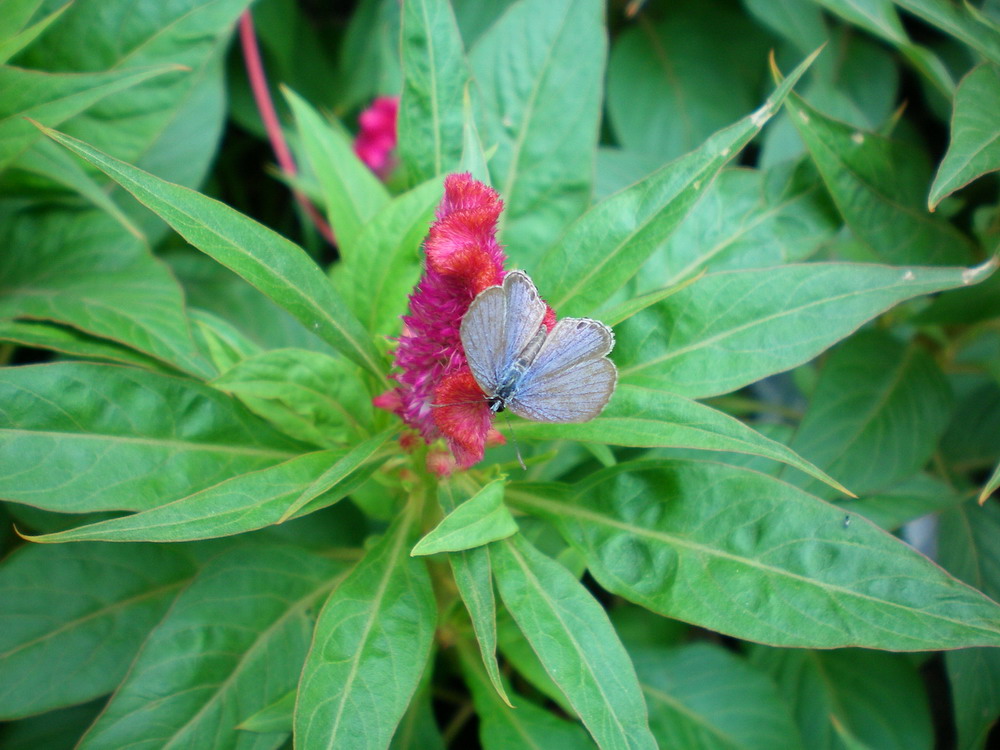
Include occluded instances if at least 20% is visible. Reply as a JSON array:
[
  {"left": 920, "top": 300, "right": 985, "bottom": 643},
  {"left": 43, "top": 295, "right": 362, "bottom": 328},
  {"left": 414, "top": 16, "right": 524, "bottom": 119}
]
[
  {"left": 461, "top": 270, "right": 548, "bottom": 395},
  {"left": 500, "top": 271, "right": 547, "bottom": 366},
  {"left": 507, "top": 317, "right": 617, "bottom": 423},
  {"left": 460, "top": 283, "right": 506, "bottom": 393}
]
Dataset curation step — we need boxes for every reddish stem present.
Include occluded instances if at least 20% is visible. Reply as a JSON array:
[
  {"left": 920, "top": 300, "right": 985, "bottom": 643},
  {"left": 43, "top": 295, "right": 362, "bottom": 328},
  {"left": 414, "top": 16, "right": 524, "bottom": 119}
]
[{"left": 239, "top": 11, "right": 336, "bottom": 245}]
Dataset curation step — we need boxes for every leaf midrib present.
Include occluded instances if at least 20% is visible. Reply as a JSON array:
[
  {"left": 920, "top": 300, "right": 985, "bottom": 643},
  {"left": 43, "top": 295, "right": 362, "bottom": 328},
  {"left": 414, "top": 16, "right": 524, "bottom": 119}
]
[
  {"left": 509, "top": 490, "right": 1000, "bottom": 641},
  {"left": 0, "top": 427, "right": 297, "bottom": 459},
  {"left": 504, "top": 539, "right": 632, "bottom": 745}
]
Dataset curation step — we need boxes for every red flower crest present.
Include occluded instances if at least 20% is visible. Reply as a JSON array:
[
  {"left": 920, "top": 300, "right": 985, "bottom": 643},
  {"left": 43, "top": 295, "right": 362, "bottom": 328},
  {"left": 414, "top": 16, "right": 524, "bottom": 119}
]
[{"left": 375, "top": 173, "right": 555, "bottom": 473}]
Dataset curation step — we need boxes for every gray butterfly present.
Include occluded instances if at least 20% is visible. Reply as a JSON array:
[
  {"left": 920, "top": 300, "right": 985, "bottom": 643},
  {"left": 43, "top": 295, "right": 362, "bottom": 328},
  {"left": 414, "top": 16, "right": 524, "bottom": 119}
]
[{"left": 460, "top": 270, "right": 617, "bottom": 422}]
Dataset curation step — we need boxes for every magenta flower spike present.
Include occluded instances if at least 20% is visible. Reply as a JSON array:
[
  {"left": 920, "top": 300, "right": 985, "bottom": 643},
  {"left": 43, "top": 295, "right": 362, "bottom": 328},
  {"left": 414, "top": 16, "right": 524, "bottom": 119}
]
[
  {"left": 375, "top": 173, "right": 554, "bottom": 474},
  {"left": 354, "top": 96, "right": 399, "bottom": 179}
]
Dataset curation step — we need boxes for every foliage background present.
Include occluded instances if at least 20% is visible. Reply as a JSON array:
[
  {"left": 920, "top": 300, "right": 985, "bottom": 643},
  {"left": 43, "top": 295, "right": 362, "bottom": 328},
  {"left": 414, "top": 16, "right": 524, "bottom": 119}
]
[{"left": 1, "top": 0, "right": 1000, "bottom": 748}]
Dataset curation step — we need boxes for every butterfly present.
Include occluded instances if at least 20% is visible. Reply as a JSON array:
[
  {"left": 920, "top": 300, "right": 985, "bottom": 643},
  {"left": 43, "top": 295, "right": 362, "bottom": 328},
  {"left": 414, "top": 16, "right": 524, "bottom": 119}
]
[{"left": 460, "top": 270, "right": 617, "bottom": 422}]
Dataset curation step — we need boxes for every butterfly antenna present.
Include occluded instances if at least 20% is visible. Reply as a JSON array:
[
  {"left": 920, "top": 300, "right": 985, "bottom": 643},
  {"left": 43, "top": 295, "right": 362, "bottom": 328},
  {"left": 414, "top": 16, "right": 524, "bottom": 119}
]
[{"left": 502, "top": 410, "right": 527, "bottom": 471}]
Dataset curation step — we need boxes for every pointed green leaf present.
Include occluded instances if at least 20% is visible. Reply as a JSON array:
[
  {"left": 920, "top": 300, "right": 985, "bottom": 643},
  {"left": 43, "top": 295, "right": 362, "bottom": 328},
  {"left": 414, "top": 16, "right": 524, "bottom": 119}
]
[
  {"left": 492, "top": 534, "right": 657, "bottom": 750},
  {"left": 237, "top": 691, "right": 294, "bottom": 734},
  {"left": 76, "top": 546, "right": 342, "bottom": 750},
  {"left": 639, "top": 163, "right": 838, "bottom": 290},
  {"left": 0, "top": 544, "right": 194, "bottom": 719},
  {"left": 636, "top": 643, "right": 804, "bottom": 750},
  {"left": 470, "top": 0, "right": 606, "bottom": 260},
  {"left": 458, "top": 642, "right": 593, "bottom": 750},
  {"left": 606, "top": 2, "right": 770, "bottom": 163},
  {"left": 0, "top": 204, "right": 210, "bottom": 378},
  {"left": 752, "top": 646, "right": 933, "bottom": 750},
  {"left": 40, "top": 126, "right": 387, "bottom": 380},
  {"left": 334, "top": 178, "right": 441, "bottom": 336},
  {"left": 0, "top": 2, "right": 70, "bottom": 66},
  {"left": 783, "top": 331, "right": 953, "bottom": 497},
  {"left": 0, "top": 362, "right": 304, "bottom": 513},
  {"left": 278, "top": 426, "right": 397, "bottom": 522},
  {"left": 398, "top": 0, "right": 470, "bottom": 183},
  {"left": 459, "top": 83, "right": 490, "bottom": 184},
  {"left": 413, "top": 478, "right": 518, "bottom": 555},
  {"left": 532, "top": 48, "right": 820, "bottom": 317},
  {"left": 617, "top": 260, "right": 997, "bottom": 399},
  {"left": 510, "top": 384, "right": 850, "bottom": 494},
  {"left": 939, "top": 500, "right": 1000, "bottom": 750},
  {"left": 284, "top": 87, "right": 390, "bottom": 257},
  {"left": 892, "top": 0, "right": 1000, "bottom": 65},
  {"left": 27, "top": 445, "right": 385, "bottom": 544},
  {"left": 212, "top": 348, "right": 375, "bottom": 448},
  {"left": 784, "top": 90, "right": 973, "bottom": 264},
  {"left": 0, "top": 320, "right": 171, "bottom": 373},
  {"left": 439, "top": 481, "right": 512, "bottom": 708},
  {"left": 981, "top": 461, "right": 1000, "bottom": 505},
  {"left": 296, "top": 508, "right": 437, "bottom": 750},
  {"left": 508, "top": 459, "right": 1000, "bottom": 649},
  {"left": 0, "top": 64, "right": 174, "bottom": 170},
  {"left": 930, "top": 64, "right": 1000, "bottom": 209}
]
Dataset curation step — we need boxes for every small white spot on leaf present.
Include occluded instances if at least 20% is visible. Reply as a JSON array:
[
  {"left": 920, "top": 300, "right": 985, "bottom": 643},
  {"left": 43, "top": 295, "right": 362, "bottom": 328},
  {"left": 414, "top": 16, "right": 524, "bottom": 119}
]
[
  {"left": 851, "top": 132, "right": 865, "bottom": 145},
  {"left": 902, "top": 270, "right": 915, "bottom": 281}
]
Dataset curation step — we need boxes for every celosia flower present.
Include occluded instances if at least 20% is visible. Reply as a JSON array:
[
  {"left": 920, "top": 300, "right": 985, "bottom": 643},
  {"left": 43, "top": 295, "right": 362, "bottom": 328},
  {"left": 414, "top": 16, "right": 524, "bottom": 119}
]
[
  {"left": 354, "top": 96, "right": 398, "bottom": 179},
  {"left": 374, "top": 173, "right": 554, "bottom": 473}
]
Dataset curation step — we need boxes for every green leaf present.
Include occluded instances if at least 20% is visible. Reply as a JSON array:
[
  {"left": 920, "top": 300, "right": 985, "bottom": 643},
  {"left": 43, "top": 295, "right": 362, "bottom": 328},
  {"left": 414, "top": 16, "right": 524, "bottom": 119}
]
[
  {"left": 413, "top": 478, "right": 518, "bottom": 555},
  {"left": 0, "top": 320, "right": 171, "bottom": 372},
  {"left": 334, "top": 178, "right": 441, "bottom": 336},
  {"left": 284, "top": 87, "right": 390, "bottom": 257},
  {"left": 27, "top": 442, "right": 387, "bottom": 543},
  {"left": 751, "top": 647, "right": 933, "bottom": 750},
  {"left": 511, "top": 384, "right": 849, "bottom": 494},
  {"left": 76, "top": 545, "right": 342, "bottom": 750},
  {"left": 982, "top": 461, "right": 1000, "bottom": 504},
  {"left": 784, "top": 89, "right": 974, "bottom": 264},
  {"left": 939, "top": 500, "right": 1000, "bottom": 750},
  {"left": 0, "top": 203, "right": 210, "bottom": 379},
  {"left": 892, "top": 0, "right": 1000, "bottom": 66},
  {"left": 296, "top": 507, "right": 437, "bottom": 750},
  {"left": 0, "top": 1, "right": 70, "bottom": 65},
  {"left": 783, "top": 331, "right": 953, "bottom": 496},
  {"left": 840, "top": 474, "right": 961, "bottom": 531},
  {"left": 0, "top": 699, "right": 104, "bottom": 750},
  {"left": 616, "top": 260, "right": 997, "bottom": 399},
  {"left": 0, "top": 362, "right": 305, "bottom": 513},
  {"left": 212, "top": 348, "right": 374, "bottom": 448},
  {"left": 638, "top": 163, "right": 839, "bottom": 289},
  {"left": 398, "top": 0, "right": 470, "bottom": 184},
  {"left": 636, "top": 643, "right": 803, "bottom": 750},
  {"left": 237, "top": 691, "right": 295, "bottom": 734},
  {"left": 930, "top": 64, "right": 1000, "bottom": 209},
  {"left": 0, "top": 64, "right": 174, "bottom": 171},
  {"left": 277, "top": 427, "right": 397, "bottom": 523},
  {"left": 809, "top": 0, "right": 955, "bottom": 96},
  {"left": 507, "top": 459, "right": 1000, "bottom": 649},
  {"left": 438, "top": 481, "right": 512, "bottom": 708},
  {"left": 492, "top": 534, "right": 657, "bottom": 750},
  {"left": 389, "top": 687, "right": 446, "bottom": 750},
  {"left": 470, "top": 0, "right": 605, "bottom": 261},
  {"left": 606, "top": 1, "right": 770, "bottom": 164},
  {"left": 532, "top": 48, "right": 821, "bottom": 317},
  {"left": 459, "top": 83, "right": 490, "bottom": 184},
  {"left": 0, "top": 543, "right": 194, "bottom": 719},
  {"left": 458, "top": 641, "right": 594, "bottom": 750},
  {"left": 14, "top": 137, "right": 144, "bottom": 238},
  {"left": 40, "top": 126, "right": 387, "bottom": 380},
  {"left": 18, "top": 0, "right": 253, "bottom": 212}
]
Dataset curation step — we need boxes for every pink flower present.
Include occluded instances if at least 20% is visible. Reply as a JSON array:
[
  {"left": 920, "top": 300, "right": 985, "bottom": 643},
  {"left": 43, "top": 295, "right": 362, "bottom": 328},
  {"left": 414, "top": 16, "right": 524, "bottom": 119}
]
[
  {"left": 354, "top": 96, "right": 398, "bottom": 179},
  {"left": 375, "top": 173, "right": 554, "bottom": 473}
]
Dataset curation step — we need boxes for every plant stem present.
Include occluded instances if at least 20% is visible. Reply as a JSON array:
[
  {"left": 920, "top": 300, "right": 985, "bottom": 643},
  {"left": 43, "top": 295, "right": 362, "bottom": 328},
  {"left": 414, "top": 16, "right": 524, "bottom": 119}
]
[{"left": 238, "top": 11, "right": 336, "bottom": 246}]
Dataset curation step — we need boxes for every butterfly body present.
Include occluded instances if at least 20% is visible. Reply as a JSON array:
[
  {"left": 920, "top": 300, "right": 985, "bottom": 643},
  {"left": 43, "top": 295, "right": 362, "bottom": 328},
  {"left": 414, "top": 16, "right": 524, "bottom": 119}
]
[{"left": 460, "top": 271, "right": 617, "bottom": 423}]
